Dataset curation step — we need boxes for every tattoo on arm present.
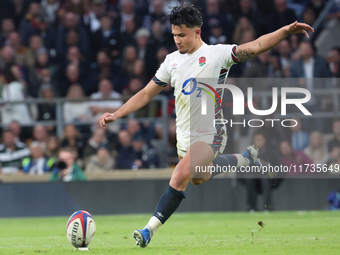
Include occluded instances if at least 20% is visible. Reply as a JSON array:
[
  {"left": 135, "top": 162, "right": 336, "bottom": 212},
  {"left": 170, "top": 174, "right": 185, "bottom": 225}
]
[
  {"left": 259, "top": 42, "right": 262, "bottom": 47},
  {"left": 235, "top": 48, "right": 256, "bottom": 62}
]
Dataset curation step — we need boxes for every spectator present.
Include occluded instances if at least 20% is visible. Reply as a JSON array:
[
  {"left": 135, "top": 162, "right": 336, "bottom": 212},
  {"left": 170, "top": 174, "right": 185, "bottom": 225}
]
[
  {"left": 121, "top": 45, "right": 138, "bottom": 75},
  {"left": 89, "top": 15, "right": 120, "bottom": 62},
  {"left": 89, "top": 78, "right": 123, "bottom": 133},
  {"left": 122, "top": 77, "right": 142, "bottom": 99},
  {"left": 240, "top": 50, "right": 281, "bottom": 95},
  {"left": 167, "top": 118, "right": 178, "bottom": 163},
  {"left": 232, "top": 0, "right": 264, "bottom": 36},
  {"left": 143, "top": 0, "right": 167, "bottom": 31},
  {"left": 135, "top": 28, "right": 153, "bottom": 62},
  {"left": 126, "top": 119, "right": 141, "bottom": 138},
  {"left": 24, "top": 35, "right": 44, "bottom": 70},
  {"left": 232, "top": 17, "right": 256, "bottom": 46},
  {"left": 279, "top": 140, "right": 313, "bottom": 175},
  {"left": 327, "top": 1, "right": 340, "bottom": 21},
  {"left": 88, "top": 50, "right": 118, "bottom": 95},
  {"left": 208, "top": 21, "right": 227, "bottom": 46},
  {"left": 59, "top": 63, "right": 85, "bottom": 96},
  {"left": 302, "top": 6, "right": 323, "bottom": 43},
  {"left": 0, "top": 45, "right": 16, "bottom": 70},
  {"left": 0, "top": 18, "right": 15, "bottom": 48},
  {"left": 85, "top": 144, "right": 116, "bottom": 173},
  {"left": 83, "top": 127, "right": 118, "bottom": 160},
  {"left": 0, "top": 66, "right": 32, "bottom": 125},
  {"left": 267, "top": 0, "right": 297, "bottom": 33},
  {"left": 58, "top": 46, "right": 88, "bottom": 93},
  {"left": 19, "top": 2, "right": 42, "bottom": 46},
  {"left": 8, "top": 32, "right": 29, "bottom": 68},
  {"left": 29, "top": 47, "right": 53, "bottom": 86},
  {"left": 327, "top": 146, "right": 340, "bottom": 168},
  {"left": 56, "top": 12, "right": 89, "bottom": 61},
  {"left": 242, "top": 50, "right": 281, "bottom": 80},
  {"left": 122, "top": 78, "right": 157, "bottom": 117},
  {"left": 45, "top": 135, "right": 60, "bottom": 160},
  {"left": 251, "top": 115, "right": 284, "bottom": 149},
  {"left": 131, "top": 59, "right": 147, "bottom": 82},
  {"left": 278, "top": 39, "right": 292, "bottom": 70},
  {"left": 302, "top": 7, "right": 316, "bottom": 27},
  {"left": 32, "top": 125, "right": 48, "bottom": 148},
  {"left": 131, "top": 131, "right": 159, "bottom": 169},
  {"left": 328, "top": 119, "right": 340, "bottom": 152},
  {"left": 60, "top": 124, "right": 85, "bottom": 158},
  {"left": 0, "top": 129, "right": 30, "bottom": 174},
  {"left": 118, "top": 0, "right": 144, "bottom": 33},
  {"left": 63, "top": 84, "right": 92, "bottom": 123},
  {"left": 37, "top": 84, "right": 56, "bottom": 122},
  {"left": 200, "top": 0, "right": 231, "bottom": 43},
  {"left": 242, "top": 132, "right": 282, "bottom": 211},
  {"left": 290, "top": 118, "right": 309, "bottom": 151},
  {"left": 40, "top": 0, "right": 61, "bottom": 26},
  {"left": 289, "top": 34, "right": 300, "bottom": 53},
  {"left": 306, "top": 0, "right": 325, "bottom": 20},
  {"left": 64, "top": 0, "right": 90, "bottom": 16},
  {"left": 21, "top": 141, "right": 54, "bottom": 175},
  {"left": 290, "top": 41, "right": 331, "bottom": 131},
  {"left": 83, "top": 0, "right": 105, "bottom": 34},
  {"left": 327, "top": 47, "right": 340, "bottom": 78},
  {"left": 148, "top": 20, "right": 173, "bottom": 51},
  {"left": 50, "top": 146, "right": 87, "bottom": 181},
  {"left": 65, "top": 46, "right": 85, "bottom": 67},
  {"left": 9, "top": 120, "right": 24, "bottom": 144},
  {"left": 120, "top": 18, "right": 137, "bottom": 48},
  {"left": 147, "top": 46, "right": 169, "bottom": 79},
  {"left": 304, "top": 131, "right": 328, "bottom": 164},
  {"left": 9, "top": 0, "right": 25, "bottom": 27},
  {"left": 116, "top": 130, "right": 135, "bottom": 169},
  {"left": 30, "top": 66, "right": 57, "bottom": 97},
  {"left": 34, "top": 16, "right": 57, "bottom": 50}
]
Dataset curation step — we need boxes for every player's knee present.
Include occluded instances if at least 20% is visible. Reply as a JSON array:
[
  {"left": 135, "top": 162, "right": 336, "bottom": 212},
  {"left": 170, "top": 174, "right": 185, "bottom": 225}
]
[
  {"left": 190, "top": 178, "right": 205, "bottom": 185},
  {"left": 170, "top": 168, "right": 190, "bottom": 189}
]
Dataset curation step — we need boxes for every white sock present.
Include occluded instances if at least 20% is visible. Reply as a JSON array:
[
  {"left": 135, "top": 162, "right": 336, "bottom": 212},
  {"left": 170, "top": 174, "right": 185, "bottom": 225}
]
[
  {"left": 144, "top": 216, "right": 162, "bottom": 238},
  {"left": 234, "top": 153, "right": 250, "bottom": 168}
]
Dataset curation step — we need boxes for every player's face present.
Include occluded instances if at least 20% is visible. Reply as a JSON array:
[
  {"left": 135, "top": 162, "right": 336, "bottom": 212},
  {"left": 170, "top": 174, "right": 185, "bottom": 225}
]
[{"left": 172, "top": 25, "right": 200, "bottom": 54}]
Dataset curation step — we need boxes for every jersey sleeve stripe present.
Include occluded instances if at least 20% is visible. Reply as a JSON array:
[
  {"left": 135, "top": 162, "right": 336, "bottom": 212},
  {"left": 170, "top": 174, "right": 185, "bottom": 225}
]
[
  {"left": 152, "top": 76, "right": 168, "bottom": 87},
  {"left": 231, "top": 46, "right": 239, "bottom": 63}
]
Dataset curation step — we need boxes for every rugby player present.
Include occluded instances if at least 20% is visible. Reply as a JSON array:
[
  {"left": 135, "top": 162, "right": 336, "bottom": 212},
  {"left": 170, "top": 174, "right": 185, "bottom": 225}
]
[{"left": 99, "top": 4, "right": 313, "bottom": 248}]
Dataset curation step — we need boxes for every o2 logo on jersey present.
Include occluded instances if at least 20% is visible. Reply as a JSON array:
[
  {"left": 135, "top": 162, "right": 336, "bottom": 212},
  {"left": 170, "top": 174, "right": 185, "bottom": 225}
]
[
  {"left": 181, "top": 78, "right": 222, "bottom": 107},
  {"left": 181, "top": 78, "right": 312, "bottom": 117}
]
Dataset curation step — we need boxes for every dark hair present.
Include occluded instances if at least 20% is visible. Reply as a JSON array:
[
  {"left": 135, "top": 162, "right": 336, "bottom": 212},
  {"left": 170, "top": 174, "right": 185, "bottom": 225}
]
[
  {"left": 253, "top": 131, "right": 266, "bottom": 139},
  {"left": 1, "top": 65, "right": 17, "bottom": 84},
  {"left": 169, "top": 4, "right": 203, "bottom": 28},
  {"left": 301, "top": 40, "right": 316, "bottom": 54},
  {"left": 332, "top": 46, "right": 340, "bottom": 54},
  {"left": 2, "top": 128, "right": 15, "bottom": 136}
]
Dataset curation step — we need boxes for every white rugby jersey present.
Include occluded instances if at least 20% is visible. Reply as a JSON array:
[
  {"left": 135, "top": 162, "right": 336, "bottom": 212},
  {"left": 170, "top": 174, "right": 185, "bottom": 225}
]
[{"left": 154, "top": 43, "right": 238, "bottom": 138}]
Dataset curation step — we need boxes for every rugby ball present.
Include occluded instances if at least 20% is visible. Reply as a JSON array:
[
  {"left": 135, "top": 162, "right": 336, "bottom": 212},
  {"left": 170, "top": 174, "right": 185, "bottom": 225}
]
[{"left": 66, "top": 210, "right": 96, "bottom": 248}]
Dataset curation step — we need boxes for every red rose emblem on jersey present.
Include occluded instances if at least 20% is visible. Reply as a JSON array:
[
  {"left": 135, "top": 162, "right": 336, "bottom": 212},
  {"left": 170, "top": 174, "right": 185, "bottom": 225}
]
[{"left": 199, "top": 56, "right": 206, "bottom": 67}]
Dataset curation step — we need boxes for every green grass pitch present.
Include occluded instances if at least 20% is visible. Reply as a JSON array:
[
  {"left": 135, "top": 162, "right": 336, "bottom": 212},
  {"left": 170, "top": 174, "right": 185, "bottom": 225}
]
[{"left": 0, "top": 211, "right": 340, "bottom": 254}]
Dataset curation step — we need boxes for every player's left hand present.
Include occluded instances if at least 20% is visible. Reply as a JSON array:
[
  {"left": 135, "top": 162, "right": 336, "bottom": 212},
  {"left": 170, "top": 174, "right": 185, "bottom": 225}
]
[{"left": 286, "top": 21, "right": 314, "bottom": 38}]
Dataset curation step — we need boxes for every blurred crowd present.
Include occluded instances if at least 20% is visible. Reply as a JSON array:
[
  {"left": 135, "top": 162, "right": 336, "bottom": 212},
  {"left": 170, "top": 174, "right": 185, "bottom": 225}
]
[
  {"left": 242, "top": 117, "right": 340, "bottom": 211},
  {"left": 0, "top": 0, "right": 340, "bottom": 180}
]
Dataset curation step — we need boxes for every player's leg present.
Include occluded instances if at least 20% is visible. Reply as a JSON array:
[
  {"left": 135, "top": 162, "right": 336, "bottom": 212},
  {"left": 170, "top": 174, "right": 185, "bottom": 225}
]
[
  {"left": 133, "top": 141, "right": 215, "bottom": 247},
  {"left": 210, "top": 145, "right": 262, "bottom": 179},
  {"left": 171, "top": 141, "right": 214, "bottom": 187}
]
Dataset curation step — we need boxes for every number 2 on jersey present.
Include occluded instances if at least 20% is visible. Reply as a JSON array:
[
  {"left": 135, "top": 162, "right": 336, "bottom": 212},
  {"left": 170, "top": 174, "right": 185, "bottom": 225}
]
[{"left": 196, "top": 88, "right": 201, "bottom": 97}]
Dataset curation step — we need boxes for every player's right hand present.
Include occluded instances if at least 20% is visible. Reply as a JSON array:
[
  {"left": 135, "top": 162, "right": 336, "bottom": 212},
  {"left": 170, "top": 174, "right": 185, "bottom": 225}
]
[{"left": 99, "top": 112, "right": 117, "bottom": 129}]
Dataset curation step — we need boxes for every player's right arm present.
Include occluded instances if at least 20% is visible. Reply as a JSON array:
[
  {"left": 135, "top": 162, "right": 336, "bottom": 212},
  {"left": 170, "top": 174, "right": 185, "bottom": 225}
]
[{"left": 99, "top": 79, "right": 164, "bottom": 128}]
